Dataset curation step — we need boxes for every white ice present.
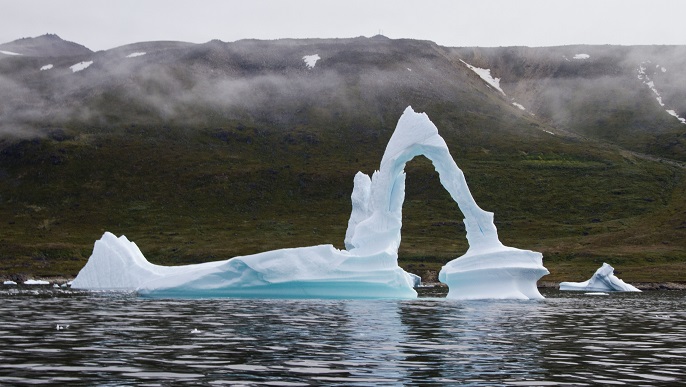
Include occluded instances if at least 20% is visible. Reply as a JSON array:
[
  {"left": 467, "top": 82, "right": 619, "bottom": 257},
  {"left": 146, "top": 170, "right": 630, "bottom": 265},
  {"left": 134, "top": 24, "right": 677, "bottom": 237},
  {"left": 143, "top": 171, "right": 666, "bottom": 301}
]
[
  {"left": 73, "top": 106, "right": 547, "bottom": 299},
  {"left": 573, "top": 54, "right": 590, "bottom": 59},
  {"left": 302, "top": 54, "right": 320, "bottom": 69},
  {"left": 0, "top": 50, "right": 22, "bottom": 56},
  {"left": 70, "top": 61, "right": 93, "bottom": 73},
  {"left": 73, "top": 232, "right": 417, "bottom": 299},
  {"left": 559, "top": 263, "right": 640, "bottom": 292},
  {"left": 24, "top": 279, "right": 50, "bottom": 285},
  {"left": 3, "top": 280, "right": 17, "bottom": 285},
  {"left": 460, "top": 60, "right": 505, "bottom": 95},
  {"left": 40, "top": 64, "right": 54, "bottom": 71},
  {"left": 126, "top": 52, "right": 146, "bottom": 58}
]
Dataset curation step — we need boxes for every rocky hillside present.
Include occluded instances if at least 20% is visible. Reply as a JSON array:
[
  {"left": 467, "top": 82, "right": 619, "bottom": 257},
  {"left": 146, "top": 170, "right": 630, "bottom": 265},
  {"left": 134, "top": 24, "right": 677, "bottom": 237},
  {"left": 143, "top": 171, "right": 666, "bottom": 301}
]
[
  {"left": 0, "top": 35, "right": 684, "bottom": 283},
  {"left": 452, "top": 45, "right": 686, "bottom": 160}
]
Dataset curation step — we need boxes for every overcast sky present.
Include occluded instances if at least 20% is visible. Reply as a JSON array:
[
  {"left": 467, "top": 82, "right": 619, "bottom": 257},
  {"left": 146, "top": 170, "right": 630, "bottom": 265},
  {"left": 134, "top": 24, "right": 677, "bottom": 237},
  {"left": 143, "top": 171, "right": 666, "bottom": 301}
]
[{"left": 1, "top": 0, "right": 685, "bottom": 51}]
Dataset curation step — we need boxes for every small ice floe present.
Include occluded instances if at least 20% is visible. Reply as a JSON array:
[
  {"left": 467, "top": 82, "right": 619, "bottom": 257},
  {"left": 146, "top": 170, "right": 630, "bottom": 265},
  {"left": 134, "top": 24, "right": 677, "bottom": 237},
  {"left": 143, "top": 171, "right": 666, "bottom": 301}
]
[
  {"left": 3, "top": 280, "right": 17, "bottom": 285},
  {"left": 573, "top": 54, "right": 590, "bottom": 60},
  {"left": 56, "top": 324, "right": 70, "bottom": 330},
  {"left": 560, "top": 263, "right": 640, "bottom": 292},
  {"left": 53, "top": 284, "right": 60, "bottom": 288},
  {"left": 407, "top": 68, "right": 412, "bottom": 71},
  {"left": 0, "top": 50, "right": 22, "bottom": 56},
  {"left": 190, "top": 328, "right": 201, "bottom": 334},
  {"left": 126, "top": 52, "right": 146, "bottom": 58},
  {"left": 584, "top": 292, "right": 609, "bottom": 296},
  {"left": 40, "top": 64, "right": 54, "bottom": 71},
  {"left": 408, "top": 273, "right": 422, "bottom": 287},
  {"left": 24, "top": 279, "right": 50, "bottom": 285},
  {"left": 70, "top": 61, "right": 93, "bottom": 73},
  {"left": 302, "top": 54, "right": 320, "bottom": 69}
]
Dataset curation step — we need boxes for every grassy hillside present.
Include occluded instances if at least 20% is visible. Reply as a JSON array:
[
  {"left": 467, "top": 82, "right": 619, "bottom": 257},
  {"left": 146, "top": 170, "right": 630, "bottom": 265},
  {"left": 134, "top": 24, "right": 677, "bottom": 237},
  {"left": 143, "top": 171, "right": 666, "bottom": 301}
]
[
  {"left": 0, "top": 37, "right": 684, "bottom": 284},
  {"left": 1, "top": 111, "right": 683, "bottom": 283}
]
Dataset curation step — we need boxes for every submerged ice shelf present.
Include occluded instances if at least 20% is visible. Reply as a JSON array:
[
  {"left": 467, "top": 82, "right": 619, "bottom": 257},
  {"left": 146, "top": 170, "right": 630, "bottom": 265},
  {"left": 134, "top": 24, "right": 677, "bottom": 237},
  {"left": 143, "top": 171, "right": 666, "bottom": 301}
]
[
  {"left": 73, "top": 107, "right": 548, "bottom": 299},
  {"left": 560, "top": 263, "right": 640, "bottom": 292}
]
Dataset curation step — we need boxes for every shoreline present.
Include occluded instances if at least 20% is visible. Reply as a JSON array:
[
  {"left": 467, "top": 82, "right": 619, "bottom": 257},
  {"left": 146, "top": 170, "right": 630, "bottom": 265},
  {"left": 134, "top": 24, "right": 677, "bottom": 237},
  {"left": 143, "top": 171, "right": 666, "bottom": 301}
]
[{"left": 3, "top": 277, "right": 686, "bottom": 291}]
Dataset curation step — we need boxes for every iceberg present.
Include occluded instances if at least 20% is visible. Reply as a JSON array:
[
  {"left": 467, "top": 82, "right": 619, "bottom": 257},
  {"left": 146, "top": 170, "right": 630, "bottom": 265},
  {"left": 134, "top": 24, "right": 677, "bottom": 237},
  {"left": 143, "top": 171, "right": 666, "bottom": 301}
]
[
  {"left": 73, "top": 232, "right": 416, "bottom": 299},
  {"left": 560, "top": 263, "right": 641, "bottom": 292},
  {"left": 73, "top": 106, "right": 547, "bottom": 299},
  {"left": 344, "top": 107, "right": 548, "bottom": 300}
]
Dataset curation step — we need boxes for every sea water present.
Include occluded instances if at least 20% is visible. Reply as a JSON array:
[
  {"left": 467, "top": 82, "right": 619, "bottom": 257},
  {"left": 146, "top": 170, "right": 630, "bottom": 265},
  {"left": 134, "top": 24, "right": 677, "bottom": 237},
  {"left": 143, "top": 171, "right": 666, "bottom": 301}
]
[{"left": 0, "top": 286, "right": 684, "bottom": 385}]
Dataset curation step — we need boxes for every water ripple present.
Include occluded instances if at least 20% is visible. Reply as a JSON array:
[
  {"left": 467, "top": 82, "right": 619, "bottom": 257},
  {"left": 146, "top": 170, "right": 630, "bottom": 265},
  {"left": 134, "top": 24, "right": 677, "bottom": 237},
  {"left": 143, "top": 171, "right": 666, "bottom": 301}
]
[{"left": 0, "top": 286, "right": 684, "bottom": 385}]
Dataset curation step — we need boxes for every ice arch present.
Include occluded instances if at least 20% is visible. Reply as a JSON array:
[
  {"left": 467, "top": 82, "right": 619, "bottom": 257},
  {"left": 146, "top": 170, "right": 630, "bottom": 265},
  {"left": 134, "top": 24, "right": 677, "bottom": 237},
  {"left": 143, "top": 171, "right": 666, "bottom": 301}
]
[
  {"left": 345, "top": 107, "right": 502, "bottom": 255},
  {"left": 346, "top": 106, "right": 548, "bottom": 299}
]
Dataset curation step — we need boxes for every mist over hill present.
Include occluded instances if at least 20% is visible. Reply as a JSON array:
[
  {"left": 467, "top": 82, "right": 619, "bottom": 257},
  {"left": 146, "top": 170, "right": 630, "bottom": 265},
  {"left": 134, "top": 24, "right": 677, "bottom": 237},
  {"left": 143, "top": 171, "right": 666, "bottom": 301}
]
[
  {"left": 452, "top": 45, "right": 686, "bottom": 160},
  {"left": 0, "top": 35, "right": 684, "bottom": 283}
]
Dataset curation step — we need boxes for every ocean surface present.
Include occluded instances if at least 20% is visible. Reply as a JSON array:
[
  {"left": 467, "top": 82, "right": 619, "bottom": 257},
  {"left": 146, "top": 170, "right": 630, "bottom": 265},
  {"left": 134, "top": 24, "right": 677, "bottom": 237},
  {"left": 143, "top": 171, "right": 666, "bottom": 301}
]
[{"left": 1, "top": 286, "right": 684, "bottom": 386}]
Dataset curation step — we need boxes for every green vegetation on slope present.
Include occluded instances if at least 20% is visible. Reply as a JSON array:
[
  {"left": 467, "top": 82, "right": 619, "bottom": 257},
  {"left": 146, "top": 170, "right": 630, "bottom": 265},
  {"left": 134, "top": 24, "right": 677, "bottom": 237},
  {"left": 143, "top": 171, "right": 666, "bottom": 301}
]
[
  {"left": 1, "top": 37, "right": 685, "bottom": 284},
  {"left": 1, "top": 114, "right": 683, "bottom": 283}
]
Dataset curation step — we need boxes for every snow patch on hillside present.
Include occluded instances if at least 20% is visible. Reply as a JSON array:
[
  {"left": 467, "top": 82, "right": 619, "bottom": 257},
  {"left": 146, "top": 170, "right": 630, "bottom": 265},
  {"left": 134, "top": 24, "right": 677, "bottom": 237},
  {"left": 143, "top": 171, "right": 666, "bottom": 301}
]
[
  {"left": 70, "top": 61, "right": 93, "bottom": 73},
  {"left": 303, "top": 54, "right": 320, "bottom": 69},
  {"left": 573, "top": 54, "right": 590, "bottom": 60},
  {"left": 126, "top": 52, "right": 146, "bottom": 58},
  {"left": 638, "top": 61, "right": 686, "bottom": 124},
  {"left": 667, "top": 110, "right": 686, "bottom": 124},
  {"left": 40, "top": 64, "right": 54, "bottom": 71},
  {"left": 0, "top": 50, "right": 22, "bottom": 56},
  {"left": 461, "top": 59, "right": 505, "bottom": 95},
  {"left": 461, "top": 60, "right": 532, "bottom": 115}
]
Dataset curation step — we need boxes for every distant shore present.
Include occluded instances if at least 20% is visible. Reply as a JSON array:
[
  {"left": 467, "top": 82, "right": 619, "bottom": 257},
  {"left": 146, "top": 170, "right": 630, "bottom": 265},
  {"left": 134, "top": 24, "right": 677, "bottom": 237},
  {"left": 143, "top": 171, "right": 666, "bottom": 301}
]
[
  {"left": 536, "top": 281, "right": 686, "bottom": 291},
  {"left": 3, "top": 277, "right": 686, "bottom": 291}
]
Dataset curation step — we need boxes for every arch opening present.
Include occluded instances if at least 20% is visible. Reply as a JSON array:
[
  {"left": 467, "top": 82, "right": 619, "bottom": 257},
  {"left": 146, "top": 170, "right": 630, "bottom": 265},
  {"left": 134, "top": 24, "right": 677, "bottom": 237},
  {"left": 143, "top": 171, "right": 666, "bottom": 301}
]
[{"left": 399, "top": 155, "right": 468, "bottom": 282}]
